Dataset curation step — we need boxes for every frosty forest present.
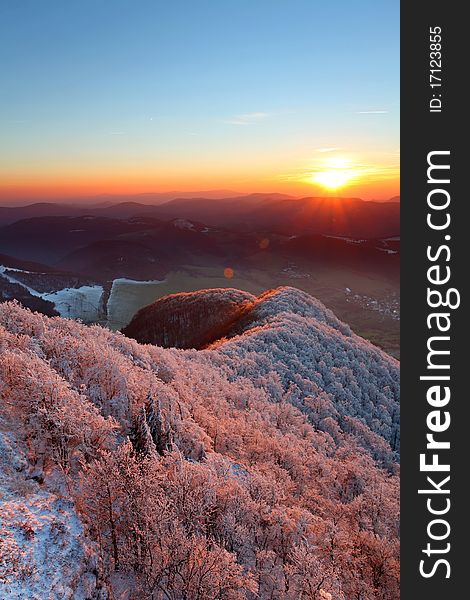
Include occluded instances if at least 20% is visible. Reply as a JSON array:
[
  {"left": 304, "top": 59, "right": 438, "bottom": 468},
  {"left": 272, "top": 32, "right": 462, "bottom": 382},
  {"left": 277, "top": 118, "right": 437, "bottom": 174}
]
[{"left": 0, "top": 287, "right": 399, "bottom": 599}]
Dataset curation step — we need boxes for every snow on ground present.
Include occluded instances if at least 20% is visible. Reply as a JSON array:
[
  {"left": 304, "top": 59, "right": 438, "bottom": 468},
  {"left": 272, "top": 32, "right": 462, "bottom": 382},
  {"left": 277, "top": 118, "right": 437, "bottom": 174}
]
[
  {"left": 0, "top": 266, "right": 45, "bottom": 275},
  {"left": 172, "top": 218, "right": 195, "bottom": 230},
  {"left": 0, "top": 429, "right": 99, "bottom": 600},
  {"left": 0, "top": 266, "right": 41, "bottom": 296},
  {"left": 0, "top": 267, "right": 103, "bottom": 322},
  {"left": 323, "top": 235, "right": 367, "bottom": 243},
  {"left": 42, "top": 286, "right": 104, "bottom": 322},
  {"left": 106, "top": 277, "right": 165, "bottom": 330},
  {"left": 111, "top": 278, "right": 163, "bottom": 285},
  {"left": 377, "top": 248, "right": 398, "bottom": 255}
]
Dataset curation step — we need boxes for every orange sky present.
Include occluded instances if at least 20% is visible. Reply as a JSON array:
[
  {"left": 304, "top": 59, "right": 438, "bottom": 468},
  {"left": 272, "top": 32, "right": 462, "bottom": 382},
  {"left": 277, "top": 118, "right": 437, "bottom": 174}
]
[
  {"left": 0, "top": 149, "right": 399, "bottom": 203},
  {"left": 1, "top": 2, "right": 399, "bottom": 205}
]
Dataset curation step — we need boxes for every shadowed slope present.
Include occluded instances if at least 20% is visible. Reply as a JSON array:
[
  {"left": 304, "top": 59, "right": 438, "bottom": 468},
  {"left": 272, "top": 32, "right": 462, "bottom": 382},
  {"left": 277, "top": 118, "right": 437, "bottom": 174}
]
[{"left": 123, "top": 288, "right": 256, "bottom": 348}]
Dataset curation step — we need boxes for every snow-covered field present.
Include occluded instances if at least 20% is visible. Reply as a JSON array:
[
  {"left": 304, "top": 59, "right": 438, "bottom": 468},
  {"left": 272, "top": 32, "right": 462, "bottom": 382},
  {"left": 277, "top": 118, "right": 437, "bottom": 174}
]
[
  {"left": 42, "top": 286, "right": 104, "bottom": 321},
  {"left": 106, "top": 277, "right": 165, "bottom": 330},
  {"left": 0, "top": 266, "right": 103, "bottom": 322},
  {"left": 0, "top": 266, "right": 43, "bottom": 297}
]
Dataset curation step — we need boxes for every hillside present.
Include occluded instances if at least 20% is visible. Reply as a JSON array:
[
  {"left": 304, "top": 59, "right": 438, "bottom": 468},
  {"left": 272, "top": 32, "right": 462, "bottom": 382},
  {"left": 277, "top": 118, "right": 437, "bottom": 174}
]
[
  {"left": 0, "top": 288, "right": 399, "bottom": 599},
  {"left": 150, "top": 196, "right": 400, "bottom": 237},
  {"left": 123, "top": 288, "right": 256, "bottom": 348},
  {"left": 125, "top": 287, "right": 399, "bottom": 459}
]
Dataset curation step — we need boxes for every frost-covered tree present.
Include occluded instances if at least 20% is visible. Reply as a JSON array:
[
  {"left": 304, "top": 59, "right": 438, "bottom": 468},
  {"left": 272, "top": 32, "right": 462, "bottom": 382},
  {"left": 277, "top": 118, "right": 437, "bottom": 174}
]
[
  {"left": 130, "top": 405, "right": 157, "bottom": 458},
  {"left": 0, "top": 291, "right": 400, "bottom": 599}
]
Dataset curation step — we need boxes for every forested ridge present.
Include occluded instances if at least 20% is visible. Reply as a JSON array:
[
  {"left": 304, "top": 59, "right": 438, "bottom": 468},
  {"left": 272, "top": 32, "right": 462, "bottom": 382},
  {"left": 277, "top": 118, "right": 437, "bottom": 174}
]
[{"left": 0, "top": 287, "right": 399, "bottom": 599}]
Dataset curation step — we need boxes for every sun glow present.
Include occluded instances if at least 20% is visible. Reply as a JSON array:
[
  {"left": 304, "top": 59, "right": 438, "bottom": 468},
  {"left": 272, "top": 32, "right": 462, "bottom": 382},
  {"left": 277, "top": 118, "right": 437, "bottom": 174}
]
[
  {"left": 312, "top": 170, "right": 355, "bottom": 189},
  {"left": 307, "top": 157, "right": 358, "bottom": 190}
]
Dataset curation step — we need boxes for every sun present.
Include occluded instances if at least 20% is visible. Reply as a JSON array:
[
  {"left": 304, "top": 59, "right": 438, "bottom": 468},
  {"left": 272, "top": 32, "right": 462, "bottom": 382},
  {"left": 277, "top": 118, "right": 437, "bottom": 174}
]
[
  {"left": 303, "top": 156, "right": 360, "bottom": 190},
  {"left": 312, "top": 170, "right": 355, "bottom": 190}
]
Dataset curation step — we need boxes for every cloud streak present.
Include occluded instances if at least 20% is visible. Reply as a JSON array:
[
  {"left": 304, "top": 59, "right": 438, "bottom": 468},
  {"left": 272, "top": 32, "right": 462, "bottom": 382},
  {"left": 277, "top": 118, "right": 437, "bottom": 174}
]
[
  {"left": 225, "top": 112, "right": 271, "bottom": 125},
  {"left": 356, "top": 110, "right": 389, "bottom": 114},
  {"left": 316, "top": 147, "right": 341, "bottom": 153}
]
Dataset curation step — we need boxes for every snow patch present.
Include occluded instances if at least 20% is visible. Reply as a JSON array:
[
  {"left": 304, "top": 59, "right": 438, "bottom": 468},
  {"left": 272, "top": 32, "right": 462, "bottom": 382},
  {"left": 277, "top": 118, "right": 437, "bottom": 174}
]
[
  {"left": 0, "top": 266, "right": 41, "bottom": 296},
  {"left": 323, "top": 235, "right": 366, "bottom": 243},
  {"left": 377, "top": 247, "right": 398, "bottom": 255},
  {"left": 1, "top": 266, "right": 103, "bottom": 322},
  {"left": 172, "top": 219, "right": 195, "bottom": 230},
  {"left": 112, "top": 278, "right": 164, "bottom": 285},
  {"left": 0, "top": 430, "right": 99, "bottom": 600},
  {"left": 106, "top": 277, "right": 166, "bottom": 330},
  {"left": 42, "top": 286, "right": 104, "bottom": 322}
]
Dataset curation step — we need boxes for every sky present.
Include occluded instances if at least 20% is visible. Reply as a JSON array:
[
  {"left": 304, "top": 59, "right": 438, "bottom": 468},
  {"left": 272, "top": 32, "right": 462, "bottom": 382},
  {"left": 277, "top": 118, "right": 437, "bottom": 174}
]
[{"left": 0, "top": 0, "right": 399, "bottom": 202}]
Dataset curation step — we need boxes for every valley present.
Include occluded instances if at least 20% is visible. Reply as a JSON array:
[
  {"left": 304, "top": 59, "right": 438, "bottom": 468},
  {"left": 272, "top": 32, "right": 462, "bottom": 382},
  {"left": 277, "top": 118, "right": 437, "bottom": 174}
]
[
  {"left": 106, "top": 264, "right": 400, "bottom": 357},
  {"left": 0, "top": 195, "right": 400, "bottom": 357}
]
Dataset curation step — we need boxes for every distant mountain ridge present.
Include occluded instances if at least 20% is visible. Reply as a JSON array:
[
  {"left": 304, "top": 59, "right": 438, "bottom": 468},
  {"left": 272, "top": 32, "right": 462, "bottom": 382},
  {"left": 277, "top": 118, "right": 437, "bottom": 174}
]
[
  {"left": 0, "top": 194, "right": 400, "bottom": 238},
  {"left": 0, "top": 208, "right": 399, "bottom": 281},
  {"left": 0, "top": 193, "right": 293, "bottom": 226},
  {"left": 151, "top": 195, "right": 397, "bottom": 234}
]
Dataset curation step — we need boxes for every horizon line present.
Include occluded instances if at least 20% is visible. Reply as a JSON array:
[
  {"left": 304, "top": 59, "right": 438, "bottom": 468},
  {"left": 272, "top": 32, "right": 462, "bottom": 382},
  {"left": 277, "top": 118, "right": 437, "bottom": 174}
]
[{"left": 0, "top": 191, "right": 401, "bottom": 208}]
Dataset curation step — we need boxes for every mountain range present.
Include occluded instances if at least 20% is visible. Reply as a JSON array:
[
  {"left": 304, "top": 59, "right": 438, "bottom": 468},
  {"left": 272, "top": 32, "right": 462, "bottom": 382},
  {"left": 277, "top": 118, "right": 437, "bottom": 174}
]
[
  {"left": 0, "top": 194, "right": 400, "bottom": 236},
  {"left": 0, "top": 194, "right": 400, "bottom": 357}
]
